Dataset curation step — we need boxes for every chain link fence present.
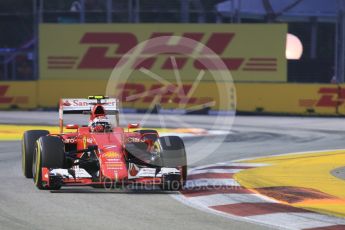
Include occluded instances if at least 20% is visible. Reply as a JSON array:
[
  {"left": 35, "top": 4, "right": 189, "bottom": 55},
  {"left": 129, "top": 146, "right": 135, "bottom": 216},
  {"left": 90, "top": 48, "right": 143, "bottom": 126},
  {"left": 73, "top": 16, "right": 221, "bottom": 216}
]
[
  {"left": 0, "top": 0, "right": 230, "bottom": 80},
  {"left": 0, "top": 0, "right": 341, "bottom": 82}
]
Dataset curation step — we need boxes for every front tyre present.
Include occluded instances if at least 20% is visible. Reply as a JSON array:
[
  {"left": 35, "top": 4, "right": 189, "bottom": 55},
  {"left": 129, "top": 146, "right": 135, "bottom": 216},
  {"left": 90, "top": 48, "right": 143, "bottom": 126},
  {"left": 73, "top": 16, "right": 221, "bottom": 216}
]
[
  {"left": 22, "top": 130, "right": 49, "bottom": 178},
  {"left": 33, "top": 136, "right": 65, "bottom": 190},
  {"left": 155, "top": 136, "right": 187, "bottom": 191}
]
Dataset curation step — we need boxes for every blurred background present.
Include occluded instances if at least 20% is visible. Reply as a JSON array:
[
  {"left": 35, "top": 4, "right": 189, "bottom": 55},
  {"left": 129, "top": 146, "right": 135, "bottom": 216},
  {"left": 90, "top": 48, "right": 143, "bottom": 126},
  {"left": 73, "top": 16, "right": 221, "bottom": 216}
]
[{"left": 1, "top": 0, "right": 345, "bottom": 115}]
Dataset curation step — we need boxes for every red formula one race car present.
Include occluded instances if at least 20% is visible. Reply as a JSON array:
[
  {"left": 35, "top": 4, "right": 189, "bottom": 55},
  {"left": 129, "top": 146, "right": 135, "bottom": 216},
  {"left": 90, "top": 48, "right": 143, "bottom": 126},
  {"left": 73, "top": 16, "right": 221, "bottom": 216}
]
[{"left": 22, "top": 96, "right": 187, "bottom": 190}]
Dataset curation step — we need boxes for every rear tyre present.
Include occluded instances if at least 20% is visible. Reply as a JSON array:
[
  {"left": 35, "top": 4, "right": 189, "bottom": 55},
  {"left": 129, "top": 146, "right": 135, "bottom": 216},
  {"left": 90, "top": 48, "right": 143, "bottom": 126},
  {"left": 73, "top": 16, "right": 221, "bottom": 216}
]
[
  {"left": 33, "top": 136, "right": 65, "bottom": 190},
  {"left": 22, "top": 130, "right": 49, "bottom": 178},
  {"left": 155, "top": 136, "right": 187, "bottom": 191}
]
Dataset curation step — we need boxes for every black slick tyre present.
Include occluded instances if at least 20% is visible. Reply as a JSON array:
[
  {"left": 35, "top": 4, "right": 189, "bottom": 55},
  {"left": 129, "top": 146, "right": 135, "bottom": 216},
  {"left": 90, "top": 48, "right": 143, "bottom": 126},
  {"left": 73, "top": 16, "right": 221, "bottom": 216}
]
[
  {"left": 22, "top": 130, "right": 49, "bottom": 178},
  {"left": 33, "top": 136, "right": 65, "bottom": 190}
]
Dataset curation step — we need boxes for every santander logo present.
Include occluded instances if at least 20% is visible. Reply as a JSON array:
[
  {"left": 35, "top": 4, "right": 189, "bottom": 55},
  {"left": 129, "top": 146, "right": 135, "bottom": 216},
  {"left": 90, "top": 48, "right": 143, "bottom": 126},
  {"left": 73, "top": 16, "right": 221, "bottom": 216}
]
[{"left": 63, "top": 100, "right": 71, "bottom": 106}]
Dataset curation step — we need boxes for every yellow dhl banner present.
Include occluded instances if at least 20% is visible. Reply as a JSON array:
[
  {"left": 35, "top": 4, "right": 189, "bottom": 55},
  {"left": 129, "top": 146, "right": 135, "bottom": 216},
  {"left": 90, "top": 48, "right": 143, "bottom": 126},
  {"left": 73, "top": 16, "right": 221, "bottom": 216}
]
[
  {"left": 37, "top": 80, "right": 345, "bottom": 115},
  {"left": 39, "top": 24, "right": 287, "bottom": 82},
  {"left": 38, "top": 80, "right": 235, "bottom": 111},
  {"left": 1, "top": 81, "right": 345, "bottom": 115},
  {"left": 236, "top": 83, "right": 345, "bottom": 114},
  {"left": 0, "top": 82, "right": 37, "bottom": 109}
]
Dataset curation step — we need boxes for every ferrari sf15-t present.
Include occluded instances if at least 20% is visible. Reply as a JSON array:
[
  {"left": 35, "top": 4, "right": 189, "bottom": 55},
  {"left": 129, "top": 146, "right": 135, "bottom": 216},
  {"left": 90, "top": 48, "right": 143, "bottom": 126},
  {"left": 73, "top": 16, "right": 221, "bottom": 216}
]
[{"left": 22, "top": 96, "right": 187, "bottom": 190}]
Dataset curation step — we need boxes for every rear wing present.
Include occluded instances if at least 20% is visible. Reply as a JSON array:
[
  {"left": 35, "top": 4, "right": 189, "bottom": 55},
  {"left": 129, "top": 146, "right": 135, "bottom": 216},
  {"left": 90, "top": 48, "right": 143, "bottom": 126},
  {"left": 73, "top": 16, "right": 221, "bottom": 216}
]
[{"left": 59, "top": 97, "right": 120, "bottom": 133}]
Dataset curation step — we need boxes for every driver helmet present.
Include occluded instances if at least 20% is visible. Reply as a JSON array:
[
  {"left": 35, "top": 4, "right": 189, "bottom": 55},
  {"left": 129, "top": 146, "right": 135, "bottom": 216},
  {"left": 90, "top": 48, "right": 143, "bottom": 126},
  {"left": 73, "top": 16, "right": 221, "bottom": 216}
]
[{"left": 89, "top": 116, "right": 112, "bottom": 133}]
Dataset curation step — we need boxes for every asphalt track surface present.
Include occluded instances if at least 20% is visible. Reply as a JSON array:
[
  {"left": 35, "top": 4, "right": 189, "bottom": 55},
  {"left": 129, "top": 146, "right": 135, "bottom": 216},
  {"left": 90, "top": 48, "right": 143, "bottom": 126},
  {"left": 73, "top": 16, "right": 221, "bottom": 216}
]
[
  {"left": 332, "top": 166, "right": 345, "bottom": 180},
  {"left": 1, "top": 111, "right": 345, "bottom": 230}
]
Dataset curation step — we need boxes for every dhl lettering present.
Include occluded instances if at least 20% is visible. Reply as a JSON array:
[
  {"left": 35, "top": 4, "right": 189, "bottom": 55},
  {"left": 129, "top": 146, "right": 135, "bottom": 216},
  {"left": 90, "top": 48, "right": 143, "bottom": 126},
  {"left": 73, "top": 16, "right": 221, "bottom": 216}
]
[
  {"left": 202, "top": 33, "right": 235, "bottom": 54},
  {"left": 0, "top": 86, "right": 13, "bottom": 104},
  {"left": 316, "top": 87, "right": 345, "bottom": 107},
  {"left": 76, "top": 32, "right": 247, "bottom": 71},
  {"left": 142, "top": 32, "right": 203, "bottom": 54},
  {"left": 301, "top": 87, "right": 345, "bottom": 108},
  {"left": 116, "top": 83, "right": 209, "bottom": 105}
]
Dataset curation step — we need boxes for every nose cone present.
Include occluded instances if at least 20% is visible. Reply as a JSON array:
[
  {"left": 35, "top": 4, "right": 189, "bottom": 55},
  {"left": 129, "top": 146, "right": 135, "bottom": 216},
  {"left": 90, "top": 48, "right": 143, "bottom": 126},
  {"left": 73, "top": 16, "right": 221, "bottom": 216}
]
[{"left": 99, "top": 150, "right": 127, "bottom": 181}]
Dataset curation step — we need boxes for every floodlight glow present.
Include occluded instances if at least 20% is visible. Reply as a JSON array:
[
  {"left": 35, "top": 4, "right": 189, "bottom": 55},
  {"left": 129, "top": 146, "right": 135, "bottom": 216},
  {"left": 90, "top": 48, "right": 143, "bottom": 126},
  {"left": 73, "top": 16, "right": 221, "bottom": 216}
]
[{"left": 286, "top": 33, "right": 303, "bottom": 60}]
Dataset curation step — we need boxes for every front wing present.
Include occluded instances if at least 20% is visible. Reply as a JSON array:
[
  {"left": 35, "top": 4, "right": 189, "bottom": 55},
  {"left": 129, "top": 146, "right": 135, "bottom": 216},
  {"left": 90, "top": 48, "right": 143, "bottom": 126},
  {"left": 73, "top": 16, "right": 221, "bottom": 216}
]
[{"left": 41, "top": 165, "right": 181, "bottom": 188}]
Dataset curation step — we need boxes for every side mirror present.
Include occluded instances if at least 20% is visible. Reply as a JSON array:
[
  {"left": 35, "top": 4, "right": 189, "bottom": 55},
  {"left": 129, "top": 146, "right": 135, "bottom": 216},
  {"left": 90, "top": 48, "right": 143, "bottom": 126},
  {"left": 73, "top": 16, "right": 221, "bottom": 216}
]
[
  {"left": 66, "top": 124, "right": 79, "bottom": 130},
  {"left": 128, "top": 123, "right": 140, "bottom": 129}
]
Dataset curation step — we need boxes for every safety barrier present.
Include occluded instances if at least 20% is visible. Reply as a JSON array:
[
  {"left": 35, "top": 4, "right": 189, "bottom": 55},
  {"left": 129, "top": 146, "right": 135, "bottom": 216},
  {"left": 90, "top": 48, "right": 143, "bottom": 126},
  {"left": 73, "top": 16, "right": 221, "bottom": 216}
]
[
  {"left": 0, "top": 81, "right": 37, "bottom": 109},
  {"left": 1, "top": 81, "right": 344, "bottom": 115},
  {"left": 236, "top": 83, "right": 345, "bottom": 115}
]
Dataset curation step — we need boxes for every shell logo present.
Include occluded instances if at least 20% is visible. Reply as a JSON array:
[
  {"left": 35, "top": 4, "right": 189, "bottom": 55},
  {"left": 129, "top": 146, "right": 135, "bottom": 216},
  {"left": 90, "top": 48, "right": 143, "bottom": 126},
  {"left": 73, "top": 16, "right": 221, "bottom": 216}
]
[
  {"left": 129, "top": 164, "right": 139, "bottom": 177},
  {"left": 104, "top": 151, "right": 120, "bottom": 159}
]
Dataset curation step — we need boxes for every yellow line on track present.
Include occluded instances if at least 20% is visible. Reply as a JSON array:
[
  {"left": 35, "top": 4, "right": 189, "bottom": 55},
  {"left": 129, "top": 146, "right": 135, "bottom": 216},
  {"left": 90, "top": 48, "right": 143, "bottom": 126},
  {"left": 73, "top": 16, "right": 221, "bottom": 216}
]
[{"left": 0, "top": 125, "right": 59, "bottom": 141}]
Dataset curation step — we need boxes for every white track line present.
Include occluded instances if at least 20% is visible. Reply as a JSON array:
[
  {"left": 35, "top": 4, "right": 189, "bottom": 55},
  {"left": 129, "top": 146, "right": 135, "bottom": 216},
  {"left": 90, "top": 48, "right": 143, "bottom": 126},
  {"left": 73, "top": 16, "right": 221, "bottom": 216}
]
[
  {"left": 187, "top": 193, "right": 278, "bottom": 207},
  {"left": 250, "top": 213, "right": 345, "bottom": 229},
  {"left": 232, "top": 148, "right": 345, "bottom": 163},
  {"left": 172, "top": 151, "right": 345, "bottom": 229},
  {"left": 171, "top": 194, "right": 286, "bottom": 230}
]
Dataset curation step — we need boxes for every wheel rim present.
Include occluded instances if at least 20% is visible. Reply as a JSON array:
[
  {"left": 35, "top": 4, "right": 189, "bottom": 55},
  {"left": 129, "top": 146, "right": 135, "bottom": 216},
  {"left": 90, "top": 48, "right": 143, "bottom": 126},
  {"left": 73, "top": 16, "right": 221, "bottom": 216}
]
[{"left": 33, "top": 140, "right": 40, "bottom": 185}]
